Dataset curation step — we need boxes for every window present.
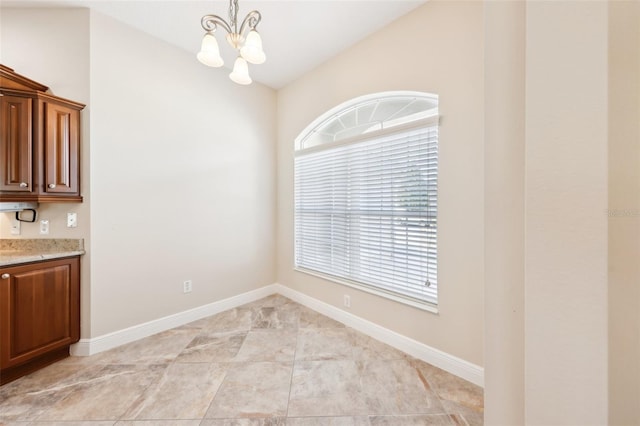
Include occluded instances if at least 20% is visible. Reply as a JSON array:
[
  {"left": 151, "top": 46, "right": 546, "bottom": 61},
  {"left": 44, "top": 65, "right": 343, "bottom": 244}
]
[{"left": 294, "top": 92, "right": 439, "bottom": 308}]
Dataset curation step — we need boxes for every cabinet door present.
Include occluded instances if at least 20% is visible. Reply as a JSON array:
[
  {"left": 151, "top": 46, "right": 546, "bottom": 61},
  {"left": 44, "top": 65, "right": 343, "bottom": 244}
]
[
  {"left": 43, "top": 102, "right": 80, "bottom": 196},
  {"left": 0, "top": 95, "right": 33, "bottom": 193},
  {"left": 0, "top": 257, "right": 80, "bottom": 369}
]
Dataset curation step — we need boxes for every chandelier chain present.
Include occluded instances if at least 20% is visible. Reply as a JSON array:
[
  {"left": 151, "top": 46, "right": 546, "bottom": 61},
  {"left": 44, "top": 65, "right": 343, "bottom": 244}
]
[{"left": 230, "top": 0, "right": 239, "bottom": 32}]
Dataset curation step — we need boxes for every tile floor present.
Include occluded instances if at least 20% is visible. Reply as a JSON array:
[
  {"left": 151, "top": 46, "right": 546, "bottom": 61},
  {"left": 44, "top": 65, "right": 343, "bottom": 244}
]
[{"left": 0, "top": 295, "right": 484, "bottom": 425}]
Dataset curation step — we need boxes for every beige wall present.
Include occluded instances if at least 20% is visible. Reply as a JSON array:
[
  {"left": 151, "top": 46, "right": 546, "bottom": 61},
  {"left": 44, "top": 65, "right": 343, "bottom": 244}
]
[
  {"left": 88, "top": 11, "right": 277, "bottom": 337},
  {"left": 277, "top": 1, "right": 485, "bottom": 367},
  {"left": 524, "top": 1, "right": 609, "bottom": 423},
  {"left": 483, "top": 1, "right": 525, "bottom": 424},
  {"left": 608, "top": 1, "right": 640, "bottom": 424},
  {"left": 0, "top": 8, "right": 93, "bottom": 337},
  {"left": 484, "top": 1, "right": 640, "bottom": 423}
]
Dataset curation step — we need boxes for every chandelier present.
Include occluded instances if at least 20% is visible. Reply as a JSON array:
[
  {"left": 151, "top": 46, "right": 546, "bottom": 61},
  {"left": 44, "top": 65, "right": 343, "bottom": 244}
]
[{"left": 197, "top": 0, "right": 266, "bottom": 85}]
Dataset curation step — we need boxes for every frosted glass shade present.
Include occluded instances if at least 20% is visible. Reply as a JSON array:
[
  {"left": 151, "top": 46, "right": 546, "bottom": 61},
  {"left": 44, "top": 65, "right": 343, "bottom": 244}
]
[
  {"left": 197, "top": 33, "right": 224, "bottom": 67},
  {"left": 229, "top": 57, "right": 252, "bottom": 85},
  {"left": 240, "top": 30, "right": 266, "bottom": 65}
]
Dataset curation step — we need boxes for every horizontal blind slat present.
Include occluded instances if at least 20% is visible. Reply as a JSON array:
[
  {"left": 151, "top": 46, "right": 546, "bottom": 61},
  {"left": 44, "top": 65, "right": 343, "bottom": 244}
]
[{"left": 295, "top": 123, "right": 438, "bottom": 305}]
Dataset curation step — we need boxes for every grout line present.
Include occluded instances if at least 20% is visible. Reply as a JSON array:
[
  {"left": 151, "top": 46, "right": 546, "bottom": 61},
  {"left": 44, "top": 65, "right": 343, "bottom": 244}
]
[{"left": 285, "top": 315, "right": 301, "bottom": 418}]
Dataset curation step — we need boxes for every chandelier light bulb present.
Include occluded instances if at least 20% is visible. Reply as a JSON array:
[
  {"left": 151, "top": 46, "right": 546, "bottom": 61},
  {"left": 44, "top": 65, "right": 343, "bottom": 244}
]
[
  {"left": 197, "top": 32, "right": 224, "bottom": 68},
  {"left": 229, "top": 56, "right": 252, "bottom": 85},
  {"left": 240, "top": 29, "right": 266, "bottom": 65}
]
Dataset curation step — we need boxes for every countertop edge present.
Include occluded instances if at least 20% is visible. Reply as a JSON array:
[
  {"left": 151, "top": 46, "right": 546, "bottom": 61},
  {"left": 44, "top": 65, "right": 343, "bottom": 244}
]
[{"left": 0, "top": 250, "right": 85, "bottom": 267}]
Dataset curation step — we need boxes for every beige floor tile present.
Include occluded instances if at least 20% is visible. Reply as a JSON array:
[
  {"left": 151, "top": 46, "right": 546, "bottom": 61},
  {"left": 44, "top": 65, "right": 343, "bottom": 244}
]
[
  {"left": 0, "top": 364, "right": 105, "bottom": 422},
  {"left": 185, "top": 308, "right": 254, "bottom": 332},
  {"left": 259, "top": 294, "right": 295, "bottom": 308},
  {"left": 285, "top": 417, "right": 370, "bottom": 425},
  {"left": 411, "top": 361, "right": 484, "bottom": 412},
  {"left": 297, "top": 307, "right": 346, "bottom": 329},
  {"left": 175, "top": 331, "right": 247, "bottom": 363},
  {"left": 0, "top": 361, "right": 91, "bottom": 396},
  {"left": 442, "top": 403, "right": 484, "bottom": 426},
  {"left": 234, "top": 329, "right": 297, "bottom": 362},
  {"left": 0, "top": 389, "right": 71, "bottom": 423},
  {"left": 54, "top": 354, "right": 106, "bottom": 367},
  {"left": 360, "top": 360, "right": 445, "bottom": 415},
  {"left": 88, "top": 330, "right": 200, "bottom": 365},
  {"left": 36, "top": 364, "right": 167, "bottom": 421},
  {"left": 0, "top": 296, "right": 483, "bottom": 425},
  {"left": 116, "top": 421, "right": 201, "bottom": 425},
  {"left": 295, "top": 328, "right": 358, "bottom": 361},
  {"left": 200, "top": 419, "right": 286, "bottom": 426},
  {"left": 252, "top": 306, "right": 298, "bottom": 329},
  {"left": 352, "top": 333, "right": 409, "bottom": 361},
  {"left": 238, "top": 294, "right": 292, "bottom": 312},
  {"left": 122, "top": 363, "right": 228, "bottom": 420},
  {"left": 24, "top": 422, "right": 116, "bottom": 426},
  {"left": 287, "top": 360, "right": 370, "bottom": 417},
  {"left": 205, "top": 362, "right": 292, "bottom": 418},
  {"left": 368, "top": 414, "right": 456, "bottom": 425}
]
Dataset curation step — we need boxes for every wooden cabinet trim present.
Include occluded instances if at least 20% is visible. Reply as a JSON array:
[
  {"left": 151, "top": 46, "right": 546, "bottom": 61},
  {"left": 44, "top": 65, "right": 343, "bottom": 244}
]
[{"left": 0, "top": 65, "right": 48, "bottom": 92}]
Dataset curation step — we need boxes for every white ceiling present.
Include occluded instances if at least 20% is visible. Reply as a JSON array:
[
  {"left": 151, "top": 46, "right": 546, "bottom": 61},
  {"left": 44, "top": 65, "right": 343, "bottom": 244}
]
[{"left": 1, "top": 0, "right": 426, "bottom": 89}]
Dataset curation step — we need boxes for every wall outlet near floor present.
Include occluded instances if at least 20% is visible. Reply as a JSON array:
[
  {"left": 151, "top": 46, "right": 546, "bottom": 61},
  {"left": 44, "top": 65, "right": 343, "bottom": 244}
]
[
  {"left": 343, "top": 294, "right": 351, "bottom": 308},
  {"left": 39, "top": 219, "right": 49, "bottom": 235},
  {"left": 183, "top": 280, "right": 192, "bottom": 294},
  {"left": 10, "top": 218, "right": 21, "bottom": 235}
]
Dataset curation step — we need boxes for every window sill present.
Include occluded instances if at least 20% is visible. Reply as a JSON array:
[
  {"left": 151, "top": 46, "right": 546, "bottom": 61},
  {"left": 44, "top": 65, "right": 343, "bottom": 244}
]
[{"left": 293, "top": 267, "right": 439, "bottom": 315}]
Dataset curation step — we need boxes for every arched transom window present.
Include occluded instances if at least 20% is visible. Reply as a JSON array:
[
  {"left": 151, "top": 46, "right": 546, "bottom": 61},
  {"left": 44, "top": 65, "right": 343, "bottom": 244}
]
[
  {"left": 297, "top": 92, "right": 439, "bottom": 150},
  {"left": 294, "top": 91, "right": 439, "bottom": 309}
]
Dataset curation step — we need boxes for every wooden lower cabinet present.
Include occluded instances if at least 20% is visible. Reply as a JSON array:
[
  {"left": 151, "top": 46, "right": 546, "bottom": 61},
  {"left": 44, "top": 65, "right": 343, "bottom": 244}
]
[{"left": 0, "top": 257, "right": 80, "bottom": 385}]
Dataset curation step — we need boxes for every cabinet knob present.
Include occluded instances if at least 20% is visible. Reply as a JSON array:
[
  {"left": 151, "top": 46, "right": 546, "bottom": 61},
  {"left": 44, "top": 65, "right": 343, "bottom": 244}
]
[
  {"left": 19, "top": 182, "right": 27, "bottom": 188},
  {"left": 1, "top": 274, "right": 9, "bottom": 279},
  {"left": 48, "top": 184, "right": 56, "bottom": 189}
]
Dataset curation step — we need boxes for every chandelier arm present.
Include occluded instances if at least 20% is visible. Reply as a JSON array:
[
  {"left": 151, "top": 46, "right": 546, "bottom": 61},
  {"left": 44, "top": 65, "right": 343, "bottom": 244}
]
[
  {"left": 201, "top": 14, "right": 233, "bottom": 36},
  {"left": 238, "top": 10, "right": 262, "bottom": 37}
]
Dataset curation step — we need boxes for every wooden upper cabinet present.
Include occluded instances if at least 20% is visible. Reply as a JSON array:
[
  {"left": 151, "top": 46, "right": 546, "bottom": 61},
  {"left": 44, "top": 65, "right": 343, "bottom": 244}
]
[
  {"left": 0, "top": 95, "right": 33, "bottom": 192},
  {"left": 0, "top": 64, "right": 85, "bottom": 202},
  {"left": 38, "top": 98, "right": 83, "bottom": 201},
  {"left": 44, "top": 102, "right": 79, "bottom": 195}
]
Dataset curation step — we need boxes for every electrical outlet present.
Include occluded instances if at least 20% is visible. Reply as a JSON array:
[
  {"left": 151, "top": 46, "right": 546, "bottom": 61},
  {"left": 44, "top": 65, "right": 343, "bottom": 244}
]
[
  {"left": 343, "top": 294, "right": 351, "bottom": 308},
  {"left": 183, "top": 280, "right": 192, "bottom": 294},
  {"left": 39, "top": 219, "right": 49, "bottom": 235},
  {"left": 67, "top": 212, "right": 77, "bottom": 228},
  {"left": 10, "top": 218, "right": 20, "bottom": 235}
]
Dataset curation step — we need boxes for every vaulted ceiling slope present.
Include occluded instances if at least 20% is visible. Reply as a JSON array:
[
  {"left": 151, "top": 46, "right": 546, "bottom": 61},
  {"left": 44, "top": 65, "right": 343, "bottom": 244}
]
[{"left": 1, "top": 1, "right": 426, "bottom": 89}]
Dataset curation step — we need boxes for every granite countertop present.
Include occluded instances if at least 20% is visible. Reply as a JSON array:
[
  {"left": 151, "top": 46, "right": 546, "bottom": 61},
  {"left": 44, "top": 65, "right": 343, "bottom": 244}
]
[{"left": 0, "top": 239, "right": 85, "bottom": 267}]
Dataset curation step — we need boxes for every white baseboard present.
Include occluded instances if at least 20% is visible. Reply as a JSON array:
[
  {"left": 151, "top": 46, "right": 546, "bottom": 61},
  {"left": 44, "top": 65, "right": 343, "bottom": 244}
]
[
  {"left": 70, "top": 284, "right": 279, "bottom": 356},
  {"left": 274, "top": 283, "right": 484, "bottom": 387},
  {"left": 71, "top": 282, "right": 483, "bottom": 388}
]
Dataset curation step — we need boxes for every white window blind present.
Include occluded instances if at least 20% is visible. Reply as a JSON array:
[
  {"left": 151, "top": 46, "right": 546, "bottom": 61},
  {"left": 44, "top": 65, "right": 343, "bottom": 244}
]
[{"left": 294, "top": 123, "right": 438, "bottom": 305}]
